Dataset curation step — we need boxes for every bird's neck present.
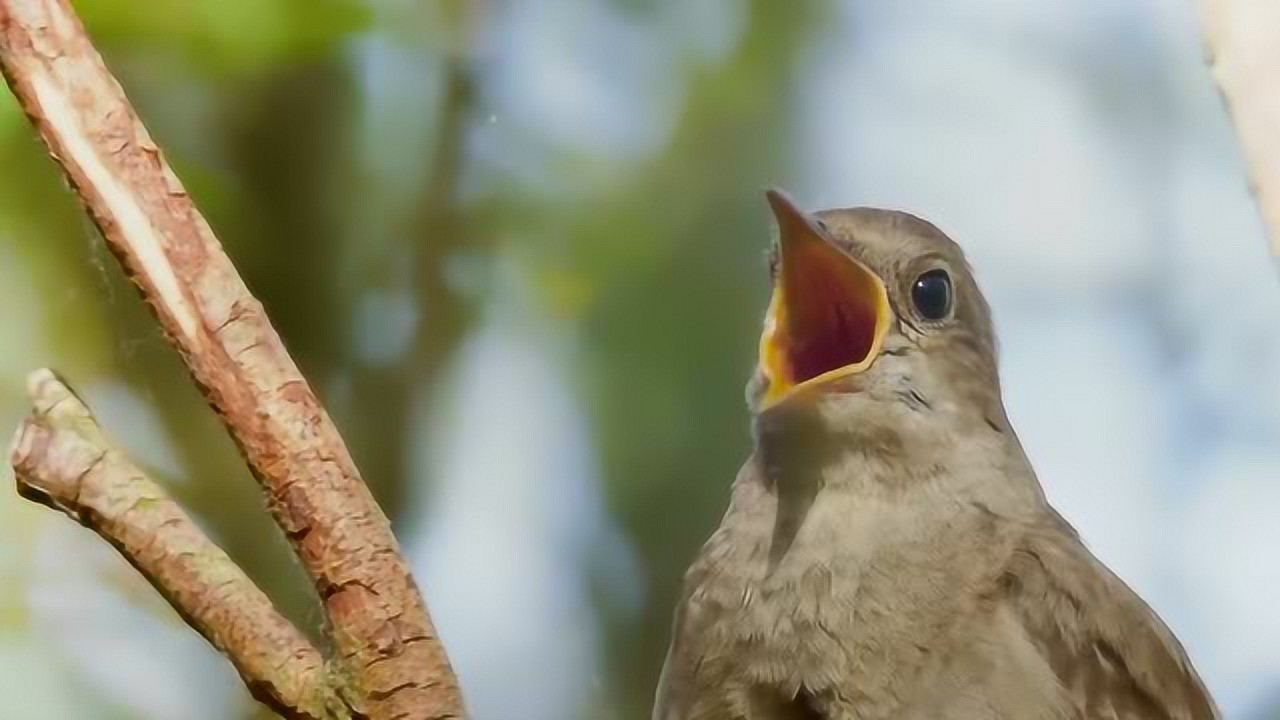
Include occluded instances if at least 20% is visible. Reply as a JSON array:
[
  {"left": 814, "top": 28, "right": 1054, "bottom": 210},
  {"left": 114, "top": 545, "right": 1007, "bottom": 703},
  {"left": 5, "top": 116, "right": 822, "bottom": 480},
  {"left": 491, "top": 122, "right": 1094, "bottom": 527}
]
[
  {"left": 752, "top": 395, "right": 912, "bottom": 494},
  {"left": 750, "top": 392, "right": 1045, "bottom": 531}
]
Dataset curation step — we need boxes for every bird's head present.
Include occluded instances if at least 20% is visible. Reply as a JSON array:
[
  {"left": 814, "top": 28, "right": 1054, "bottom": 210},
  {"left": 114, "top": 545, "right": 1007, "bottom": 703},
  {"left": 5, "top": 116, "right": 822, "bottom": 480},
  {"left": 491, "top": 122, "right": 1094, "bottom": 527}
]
[{"left": 749, "top": 189, "right": 1004, "bottom": 434}]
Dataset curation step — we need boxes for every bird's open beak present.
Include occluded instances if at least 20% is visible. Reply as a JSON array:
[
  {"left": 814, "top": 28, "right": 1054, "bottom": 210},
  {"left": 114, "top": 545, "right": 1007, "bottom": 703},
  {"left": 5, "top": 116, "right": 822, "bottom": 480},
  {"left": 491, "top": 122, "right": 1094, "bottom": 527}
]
[{"left": 758, "top": 189, "right": 891, "bottom": 409}]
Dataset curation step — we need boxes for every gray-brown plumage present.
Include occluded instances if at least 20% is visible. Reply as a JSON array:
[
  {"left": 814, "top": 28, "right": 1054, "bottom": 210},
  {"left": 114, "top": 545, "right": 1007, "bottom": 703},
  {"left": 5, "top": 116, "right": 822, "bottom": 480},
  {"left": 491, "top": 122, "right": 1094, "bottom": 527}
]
[{"left": 653, "top": 190, "right": 1218, "bottom": 720}]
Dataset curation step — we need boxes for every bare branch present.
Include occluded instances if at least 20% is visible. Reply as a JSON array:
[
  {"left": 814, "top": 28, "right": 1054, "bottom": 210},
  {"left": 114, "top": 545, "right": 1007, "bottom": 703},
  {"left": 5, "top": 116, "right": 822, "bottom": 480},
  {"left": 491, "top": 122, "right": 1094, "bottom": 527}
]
[
  {"left": 1201, "top": 0, "right": 1280, "bottom": 256},
  {"left": 0, "top": 1, "right": 464, "bottom": 717},
  {"left": 9, "top": 369, "right": 348, "bottom": 720}
]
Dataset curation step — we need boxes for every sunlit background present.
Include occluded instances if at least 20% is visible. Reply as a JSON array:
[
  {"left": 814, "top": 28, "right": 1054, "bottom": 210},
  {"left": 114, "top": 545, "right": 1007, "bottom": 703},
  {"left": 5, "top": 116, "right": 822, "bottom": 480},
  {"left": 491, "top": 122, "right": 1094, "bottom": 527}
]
[{"left": 1, "top": 1, "right": 1277, "bottom": 718}]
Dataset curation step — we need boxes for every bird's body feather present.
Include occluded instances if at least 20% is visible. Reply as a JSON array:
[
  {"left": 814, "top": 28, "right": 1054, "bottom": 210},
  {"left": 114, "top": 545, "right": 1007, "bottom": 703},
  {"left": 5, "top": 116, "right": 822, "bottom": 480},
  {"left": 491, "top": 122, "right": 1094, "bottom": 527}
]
[{"left": 656, "top": 451, "right": 1216, "bottom": 719}]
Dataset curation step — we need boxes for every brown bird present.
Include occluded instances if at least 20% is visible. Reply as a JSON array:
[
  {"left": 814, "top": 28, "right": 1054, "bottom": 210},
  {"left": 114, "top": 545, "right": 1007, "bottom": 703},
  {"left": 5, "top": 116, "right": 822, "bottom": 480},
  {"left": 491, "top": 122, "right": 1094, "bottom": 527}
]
[{"left": 653, "top": 190, "right": 1219, "bottom": 720}]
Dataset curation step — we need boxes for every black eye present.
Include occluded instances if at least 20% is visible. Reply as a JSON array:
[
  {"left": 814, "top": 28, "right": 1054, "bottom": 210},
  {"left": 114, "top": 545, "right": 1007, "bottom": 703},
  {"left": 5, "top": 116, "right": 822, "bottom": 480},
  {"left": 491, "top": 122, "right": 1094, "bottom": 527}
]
[{"left": 911, "top": 269, "right": 953, "bottom": 321}]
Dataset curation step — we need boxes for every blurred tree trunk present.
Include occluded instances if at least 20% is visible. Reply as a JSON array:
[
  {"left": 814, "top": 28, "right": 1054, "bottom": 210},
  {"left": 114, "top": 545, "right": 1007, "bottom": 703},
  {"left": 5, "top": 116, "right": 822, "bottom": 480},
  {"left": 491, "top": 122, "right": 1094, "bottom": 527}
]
[
  {"left": 566, "top": 2, "right": 824, "bottom": 714},
  {"left": 342, "top": 27, "right": 481, "bottom": 536}
]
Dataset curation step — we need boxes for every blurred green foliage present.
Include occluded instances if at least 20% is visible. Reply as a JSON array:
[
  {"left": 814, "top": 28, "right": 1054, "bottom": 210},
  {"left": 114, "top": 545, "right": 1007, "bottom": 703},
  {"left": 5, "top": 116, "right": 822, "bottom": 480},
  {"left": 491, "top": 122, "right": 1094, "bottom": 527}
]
[{"left": 76, "top": 0, "right": 371, "bottom": 72}]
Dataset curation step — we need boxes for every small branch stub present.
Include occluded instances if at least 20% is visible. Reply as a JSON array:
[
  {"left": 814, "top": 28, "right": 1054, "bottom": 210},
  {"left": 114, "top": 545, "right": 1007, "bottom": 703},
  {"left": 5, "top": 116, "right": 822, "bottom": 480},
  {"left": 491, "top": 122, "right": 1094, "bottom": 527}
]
[{"left": 9, "top": 370, "right": 348, "bottom": 720}]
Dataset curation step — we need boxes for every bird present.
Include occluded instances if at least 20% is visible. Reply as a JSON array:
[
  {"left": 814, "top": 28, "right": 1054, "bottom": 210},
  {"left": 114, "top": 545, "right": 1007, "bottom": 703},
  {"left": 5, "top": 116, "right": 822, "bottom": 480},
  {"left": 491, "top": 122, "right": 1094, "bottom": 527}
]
[{"left": 652, "top": 189, "right": 1219, "bottom": 720}]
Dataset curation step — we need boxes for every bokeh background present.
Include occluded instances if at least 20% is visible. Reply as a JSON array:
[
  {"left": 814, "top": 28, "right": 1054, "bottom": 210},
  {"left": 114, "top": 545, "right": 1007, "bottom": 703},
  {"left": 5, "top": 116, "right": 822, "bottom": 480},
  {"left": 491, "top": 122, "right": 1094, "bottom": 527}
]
[{"left": 1, "top": 0, "right": 1277, "bottom": 718}]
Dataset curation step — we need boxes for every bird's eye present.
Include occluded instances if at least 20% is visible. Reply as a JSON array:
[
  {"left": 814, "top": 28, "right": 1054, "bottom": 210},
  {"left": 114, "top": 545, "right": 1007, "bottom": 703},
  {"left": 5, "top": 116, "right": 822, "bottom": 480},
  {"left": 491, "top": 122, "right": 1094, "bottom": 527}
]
[{"left": 911, "top": 269, "right": 953, "bottom": 321}]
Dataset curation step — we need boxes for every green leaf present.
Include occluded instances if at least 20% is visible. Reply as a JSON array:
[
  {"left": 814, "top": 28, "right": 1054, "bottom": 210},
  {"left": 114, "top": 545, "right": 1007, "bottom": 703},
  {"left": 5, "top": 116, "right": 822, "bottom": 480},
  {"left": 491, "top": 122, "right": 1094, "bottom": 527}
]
[{"left": 75, "top": 0, "right": 372, "bottom": 73}]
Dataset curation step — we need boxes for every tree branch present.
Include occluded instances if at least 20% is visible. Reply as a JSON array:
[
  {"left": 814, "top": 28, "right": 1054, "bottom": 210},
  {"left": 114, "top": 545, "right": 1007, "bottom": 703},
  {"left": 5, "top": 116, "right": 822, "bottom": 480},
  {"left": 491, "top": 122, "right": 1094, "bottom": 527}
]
[
  {"left": 0, "top": 1, "right": 464, "bottom": 717},
  {"left": 9, "top": 370, "right": 347, "bottom": 720},
  {"left": 1201, "top": 0, "right": 1280, "bottom": 255}
]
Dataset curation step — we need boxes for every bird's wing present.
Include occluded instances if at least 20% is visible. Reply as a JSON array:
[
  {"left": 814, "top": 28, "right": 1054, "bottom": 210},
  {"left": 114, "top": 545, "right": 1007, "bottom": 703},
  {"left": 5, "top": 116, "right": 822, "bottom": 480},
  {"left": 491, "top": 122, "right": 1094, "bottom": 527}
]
[
  {"left": 652, "top": 542, "right": 707, "bottom": 720},
  {"left": 1005, "top": 510, "right": 1220, "bottom": 720},
  {"left": 652, "top": 604, "right": 697, "bottom": 720}
]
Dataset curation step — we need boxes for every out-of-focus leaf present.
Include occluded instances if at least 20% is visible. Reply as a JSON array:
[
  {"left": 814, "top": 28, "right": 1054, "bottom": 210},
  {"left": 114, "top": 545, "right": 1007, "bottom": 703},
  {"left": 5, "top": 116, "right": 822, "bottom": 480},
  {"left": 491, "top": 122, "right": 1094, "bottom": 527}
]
[
  {"left": 0, "top": 91, "right": 20, "bottom": 137},
  {"left": 76, "top": 0, "right": 371, "bottom": 72}
]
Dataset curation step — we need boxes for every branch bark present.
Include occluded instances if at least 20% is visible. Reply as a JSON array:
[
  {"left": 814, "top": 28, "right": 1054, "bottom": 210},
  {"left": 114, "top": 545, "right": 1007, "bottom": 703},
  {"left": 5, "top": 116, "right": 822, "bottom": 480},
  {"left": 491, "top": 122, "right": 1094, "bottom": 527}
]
[
  {"left": 0, "top": 1, "right": 465, "bottom": 718},
  {"left": 1201, "top": 0, "right": 1280, "bottom": 255},
  {"left": 10, "top": 370, "right": 347, "bottom": 720}
]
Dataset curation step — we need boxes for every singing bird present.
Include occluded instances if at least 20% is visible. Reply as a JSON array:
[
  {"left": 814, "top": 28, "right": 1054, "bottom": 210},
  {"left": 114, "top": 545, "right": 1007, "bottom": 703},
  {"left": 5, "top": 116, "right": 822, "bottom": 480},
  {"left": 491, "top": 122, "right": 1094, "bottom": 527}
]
[{"left": 653, "top": 190, "right": 1219, "bottom": 720}]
